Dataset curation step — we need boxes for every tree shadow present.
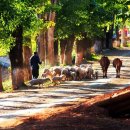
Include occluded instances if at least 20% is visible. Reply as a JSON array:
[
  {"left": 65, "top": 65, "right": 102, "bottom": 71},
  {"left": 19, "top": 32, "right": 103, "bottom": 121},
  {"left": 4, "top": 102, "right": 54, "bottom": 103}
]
[
  {"left": 8, "top": 86, "right": 130, "bottom": 130},
  {"left": 102, "top": 48, "right": 130, "bottom": 57}
]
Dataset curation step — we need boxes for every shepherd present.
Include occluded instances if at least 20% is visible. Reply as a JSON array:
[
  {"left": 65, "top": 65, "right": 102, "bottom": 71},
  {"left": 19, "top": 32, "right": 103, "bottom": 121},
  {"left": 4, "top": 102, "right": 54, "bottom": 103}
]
[{"left": 30, "top": 52, "right": 42, "bottom": 79}]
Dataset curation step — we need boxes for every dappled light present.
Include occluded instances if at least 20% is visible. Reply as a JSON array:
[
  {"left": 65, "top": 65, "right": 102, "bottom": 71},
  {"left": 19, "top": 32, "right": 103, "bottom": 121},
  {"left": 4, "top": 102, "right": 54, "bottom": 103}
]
[
  {"left": 0, "top": 0, "right": 130, "bottom": 129},
  {"left": 0, "top": 48, "right": 130, "bottom": 129}
]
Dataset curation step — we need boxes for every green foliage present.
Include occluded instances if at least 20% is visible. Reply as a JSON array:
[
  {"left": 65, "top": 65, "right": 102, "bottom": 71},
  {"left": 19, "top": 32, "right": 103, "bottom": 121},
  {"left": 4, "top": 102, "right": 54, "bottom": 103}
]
[
  {"left": 0, "top": 0, "right": 62, "bottom": 55},
  {"left": 55, "top": 0, "right": 94, "bottom": 39},
  {"left": 126, "top": 42, "right": 130, "bottom": 47},
  {"left": 0, "top": 0, "right": 47, "bottom": 51},
  {"left": 114, "top": 0, "right": 130, "bottom": 27},
  {"left": 0, "top": 0, "right": 129, "bottom": 58},
  {"left": 3, "top": 79, "right": 13, "bottom": 92},
  {"left": 55, "top": 0, "right": 120, "bottom": 40},
  {"left": 0, "top": 46, "right": 9, "bottom": 56},
  {"left": 88, "top": 53, "right": 102, "bottom": 61}
]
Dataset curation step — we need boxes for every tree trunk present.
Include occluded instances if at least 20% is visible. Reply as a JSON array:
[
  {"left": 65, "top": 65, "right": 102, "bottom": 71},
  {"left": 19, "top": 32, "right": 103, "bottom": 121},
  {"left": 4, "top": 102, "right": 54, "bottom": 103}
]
[
  {"left": 37, "top": 31, "right": 46, "bottom": 64},
  {"left": 46, "top": 1, "right": 57, "bottom": 66},
  {"left": 75, "top": 40, "right": 84, "bottom": 65},
  {"left": 103, "top": 27, "right": 107, "bottom": 49},
  {"left": 37, "top": 13, "right": 47, "bottom": 65},
  {"left": 109, "top": 25, "right": 114, "bottom": 49},
  {"left": 115, "top": 25, "right": 121, "bottom": 47},
  {"left": 54, "top": 40, "right": 59, "bottom": 65},
  {"left": 116, "top": 26, "right": 119, "bottom": 40},
  {"left": 82, "top": 37, "right": 93, "bottom": 59},
  {"left": 64, "top": 36, "right": 74, "bottom": 65},
  {"left": 23, "top": 45, "right": 32, "bottom": 81},
  {"left": 9, "top": 26, "right": 24, "bottom": 90},
  {"left": 121, "top": 27, "right": 127, "bottom": 47},
  {"left": 60, "top": 39, "right": 67, "bottom": 65},
  {"left": 75, "top": 36, "right": 92, "bottom": 65},
  {"left": 93, "top": 39, "right": 102, "bottom": 54},
  {"left": 46, "top": 25, "right": 55, "bottom": 66},
  {"left": 106, "top": 32, "right": 110, "bottom": 48},
  {"left": 0, "top": 66, "right": 3, "bottom": 91},
  {"left": 106, "top": 25, "right": 114, "bottom": 49},
  {"left": 38, "top": 0, "right": 57, "bottom": 66}
]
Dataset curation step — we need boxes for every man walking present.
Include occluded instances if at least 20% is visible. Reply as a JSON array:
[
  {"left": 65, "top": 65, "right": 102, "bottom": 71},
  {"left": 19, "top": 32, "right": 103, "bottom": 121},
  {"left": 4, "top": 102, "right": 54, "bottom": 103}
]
[{"left": 30, "top": 52, "right": 42, "bottom": 79}]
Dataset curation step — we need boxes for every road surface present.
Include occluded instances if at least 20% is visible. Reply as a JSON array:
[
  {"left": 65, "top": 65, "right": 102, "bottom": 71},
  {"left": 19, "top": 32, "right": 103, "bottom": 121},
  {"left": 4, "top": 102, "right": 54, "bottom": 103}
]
[{"left": 0, "top": 47, "right": 130, "bottom": 128}]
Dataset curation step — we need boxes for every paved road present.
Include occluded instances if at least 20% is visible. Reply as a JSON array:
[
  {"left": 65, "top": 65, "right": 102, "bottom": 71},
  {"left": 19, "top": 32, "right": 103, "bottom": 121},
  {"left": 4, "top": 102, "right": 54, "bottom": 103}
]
[{"left": 0, "top": 47, "right": 130, "bottom": 127}]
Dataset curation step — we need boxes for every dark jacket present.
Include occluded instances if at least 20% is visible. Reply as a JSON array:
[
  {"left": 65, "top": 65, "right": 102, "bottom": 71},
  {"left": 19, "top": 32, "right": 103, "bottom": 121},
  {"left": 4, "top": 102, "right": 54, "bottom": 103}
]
[{"left": 30, "top": 55, "right": 41, "bottom": 70}]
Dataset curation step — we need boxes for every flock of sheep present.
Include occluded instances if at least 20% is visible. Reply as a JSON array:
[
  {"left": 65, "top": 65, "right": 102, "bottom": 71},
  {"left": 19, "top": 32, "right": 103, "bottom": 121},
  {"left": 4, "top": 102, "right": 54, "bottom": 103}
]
[
  {"left": 29, "top": 63, "right": 98, "bottom": 87},
  {"left": 29, "top": 56, "right": 122, "bottom": 87}
]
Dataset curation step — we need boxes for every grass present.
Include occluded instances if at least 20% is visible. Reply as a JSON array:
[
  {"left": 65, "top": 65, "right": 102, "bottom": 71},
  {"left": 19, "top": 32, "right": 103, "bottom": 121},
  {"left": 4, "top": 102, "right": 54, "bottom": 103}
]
[
  {"left": 88, "top": 53, "right": 102, "bottom": 61},
  {"left": 3, "top": 79, "right": 13, "bottom": 92},
  {"left": 43, "top": 81, "right": 53, "bottom": 87},
  {"left": 126, "top": 42, "right": 130, "bottom": 47},
  {"left": 1, "top": 67, "right": 53, "bottom": 92},
  {"left": 3, "top": 77, "right": 53, "bottom": 92}
]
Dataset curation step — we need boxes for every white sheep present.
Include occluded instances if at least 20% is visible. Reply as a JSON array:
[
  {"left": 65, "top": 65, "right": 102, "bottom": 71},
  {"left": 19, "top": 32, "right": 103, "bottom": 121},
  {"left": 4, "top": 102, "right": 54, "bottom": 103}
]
[
  {"left": 51, "top": 75, "right": 66, "bottom": 85},
  {"left": 61, "top": 68, "right": 71, "bottom": 81},
  {"left": 70, "top": 71, "right": 77, "bottom": 80},
  {"left": 29, "top": 78, "right": 50, "bottom": 87},
  {"left": 85, "top": 65, "right": 94, "bottom": 79},
  {"left": 93, "top": 70, "right": 98, "bottom": 79}
]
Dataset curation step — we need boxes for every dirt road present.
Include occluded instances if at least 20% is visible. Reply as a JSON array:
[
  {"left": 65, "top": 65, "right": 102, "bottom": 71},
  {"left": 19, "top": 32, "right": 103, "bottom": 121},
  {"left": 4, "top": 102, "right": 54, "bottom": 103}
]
[{"left": 0, "top": 47, "right": 130, "bottom": 128}]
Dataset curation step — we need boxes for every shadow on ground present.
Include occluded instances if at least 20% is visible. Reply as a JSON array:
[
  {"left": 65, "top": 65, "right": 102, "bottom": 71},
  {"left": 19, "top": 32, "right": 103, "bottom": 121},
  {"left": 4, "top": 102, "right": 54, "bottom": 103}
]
[{"left": 6, "top": 96, "right": 130, "bottom": 130}]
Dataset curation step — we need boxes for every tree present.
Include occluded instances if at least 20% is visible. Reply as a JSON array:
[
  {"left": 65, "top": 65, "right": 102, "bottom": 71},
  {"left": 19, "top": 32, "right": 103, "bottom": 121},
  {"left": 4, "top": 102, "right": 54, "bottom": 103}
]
[
  {"left": 55, "top": 0, "right": 104, "bottom": 63},
  {"left": 9, "top": 25, "right": 24, "bottom": 89},
  {"left": 23, "top": 45, "right": 32, "bottom": 81},
  {"left": 0, "top": 0, "right": 45, "bottom": 89},
  {"left": 64, "top": 36, "right": 74, "bottom": 65},
  {"left": 37, "top": 0, "right": 59, "bottom": 66},
  {"left": 0, "top": 65, "right": 3, "bottom": 91},
  {"left": 116, "top": 0, "right": 130, "bottom": 46}
]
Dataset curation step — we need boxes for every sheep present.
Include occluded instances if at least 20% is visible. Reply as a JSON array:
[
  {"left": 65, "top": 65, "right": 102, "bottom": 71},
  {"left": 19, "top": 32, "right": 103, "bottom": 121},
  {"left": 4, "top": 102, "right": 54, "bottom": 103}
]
[
  {"left": 43, "top": 70, "right": 54, "bottom": 80},
  {"left": 85, "top": 65, "right": 98, "bottom": 79},
  {"left": 64, "top": 66, "right": 72, "bottom": 71},
  {"left": 43, "top": 68, "right": 50, "bottom": 73},
  {"left": 85, "top": 65, "right": 94, "bottom": 79},
  {"left": 29, "top": 78, "right": 50, "bottom": 87},
  {"left": 70, "top": 66, "right": 80, "bottom": 80},
  {"left": 77, "top": 67, "right": 87, "bottom": 80},
  {"left": 80, "top": 64, "right": 89, "bottom": 68},
  {"left": 70, "top": 71, "right": 77, "bottom": 80},
  {"left": 42, "top": 68, "right": 66, "bottom": 84},
  {"left": 51, "top": 75, "right": 66, "bottom": 85},
  {"left": 52, "top": 67, "right": 62, "bottom": 76},
  {"left": 42, "top": 73, "right": 48, "bottom": 78},
  {"left": 61, "top": 68, "right": 71, "bottom": 81},
  {"left": 41, "top": 64, "right": 98, "bottom": 82},
  {"left": 42, "top": 68, "right": 51, "bottom": 78},
  {"left": 93, "top": 70, "right": 98, "bottom": 79}
]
